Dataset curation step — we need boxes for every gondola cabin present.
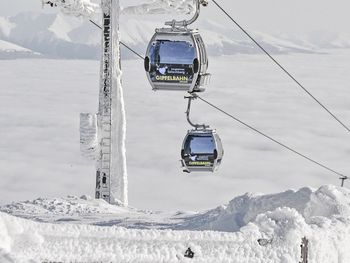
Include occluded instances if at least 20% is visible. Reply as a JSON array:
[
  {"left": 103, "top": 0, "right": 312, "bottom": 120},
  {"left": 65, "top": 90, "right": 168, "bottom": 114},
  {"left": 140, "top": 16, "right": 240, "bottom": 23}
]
[
  {"left": 181, "top": 129, "right": 224, "bottom": 172},
  {"left": 144, "top": 28, "right": 210, "bottom": 93}
]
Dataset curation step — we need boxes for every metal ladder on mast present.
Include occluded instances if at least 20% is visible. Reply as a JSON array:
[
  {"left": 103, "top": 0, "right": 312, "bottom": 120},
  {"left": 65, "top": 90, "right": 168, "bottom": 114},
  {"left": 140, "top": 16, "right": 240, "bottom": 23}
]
[{"left": 95, "top": 11, "right": 113, "bottom": 203}]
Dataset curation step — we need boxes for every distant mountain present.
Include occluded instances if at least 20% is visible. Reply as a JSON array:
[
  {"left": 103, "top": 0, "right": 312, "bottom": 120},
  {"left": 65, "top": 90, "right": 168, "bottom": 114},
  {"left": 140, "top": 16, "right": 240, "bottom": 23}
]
[
  {"left": 0, "top": 12, "right": 99, "bottom": 59},
  {"left": 0, "top": 16, "right": 41, "bottom": 59},
  {"left": 0, "top": 11, "right": 349, "bottom": 60}
]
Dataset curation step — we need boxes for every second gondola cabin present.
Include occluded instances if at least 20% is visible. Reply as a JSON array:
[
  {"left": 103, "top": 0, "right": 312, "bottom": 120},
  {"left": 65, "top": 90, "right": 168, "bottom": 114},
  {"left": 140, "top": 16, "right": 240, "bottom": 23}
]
[
  {"left": 144, "top": 28, "right": 210, "bottom": 93},
  {"left": 181, "top": 129, "right": 224, "bottom": 172}
]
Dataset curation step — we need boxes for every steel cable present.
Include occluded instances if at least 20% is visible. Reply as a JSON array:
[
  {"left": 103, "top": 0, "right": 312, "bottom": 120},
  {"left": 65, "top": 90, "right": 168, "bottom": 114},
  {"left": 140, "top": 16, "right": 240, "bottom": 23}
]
[
  {"left": 196, "top": 94, "right": 347, "bottom": 178},
  {"left": 211, "top": 0, "right": 350, "bottom": 134},
  {"left": 89, "top": 20, "right": 145, "bottom": 60},
  {"left": 90, "top": 17, "right": 348, "bottom": 182}
]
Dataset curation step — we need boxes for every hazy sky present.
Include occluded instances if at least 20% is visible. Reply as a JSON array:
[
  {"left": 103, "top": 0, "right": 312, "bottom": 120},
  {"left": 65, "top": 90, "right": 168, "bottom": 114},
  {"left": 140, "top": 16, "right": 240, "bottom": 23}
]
[{"left": 1, "top": 0, "right": 349, "bottom": 34}]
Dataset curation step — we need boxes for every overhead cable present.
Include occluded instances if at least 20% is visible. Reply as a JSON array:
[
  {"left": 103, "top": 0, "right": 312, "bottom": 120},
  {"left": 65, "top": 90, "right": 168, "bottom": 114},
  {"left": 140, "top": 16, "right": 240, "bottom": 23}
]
[
  {"left": 89, "top": 20, "right": 145, "bottom": 60},
  {"left": 196, "top": 94, "right": 346, "bottom": 179},
  {"left": 211, "top": 0, "right": 350, "bottom": 134},
  {"left": 90, "top": 16, "right": 347, "bottom": 181}
]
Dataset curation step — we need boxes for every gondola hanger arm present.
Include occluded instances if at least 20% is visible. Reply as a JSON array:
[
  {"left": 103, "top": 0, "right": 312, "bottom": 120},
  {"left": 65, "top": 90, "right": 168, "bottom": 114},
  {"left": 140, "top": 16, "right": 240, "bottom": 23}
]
[
  {"left": 185, "top": 94, "right": 209, "bottom": 130},
  {"left": 165, "top": 0, "right": 208, "bottom": 29}
]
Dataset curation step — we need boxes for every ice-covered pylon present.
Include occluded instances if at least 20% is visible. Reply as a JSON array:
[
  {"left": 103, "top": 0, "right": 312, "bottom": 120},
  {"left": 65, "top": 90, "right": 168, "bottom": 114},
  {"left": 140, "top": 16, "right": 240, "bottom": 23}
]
[
  {"left": 121, "top": 0, "right": 195, "bottom": 15},
  {"left": 43, "top": 0, "right": 197, "bottom": 207},
  {"left": 41, "top": 0, "right": 99, "bottom": 18},
  {"left": 42, "top": 0, "right": 196, "bottom": 17},
  {"left": 93, "top": 0, "right": 127, "bottom": 206}
]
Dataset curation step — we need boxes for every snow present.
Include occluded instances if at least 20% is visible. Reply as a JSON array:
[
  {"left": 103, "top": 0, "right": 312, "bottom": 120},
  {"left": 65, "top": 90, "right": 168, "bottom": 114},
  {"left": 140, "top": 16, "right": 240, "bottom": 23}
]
[
  {"left": 48, "top": 12, "right": 83, "bottom": 41},
  {"left": 121, "top": 0, "right": 195, "bottom": 15},
  {"left": 42, "top": 0, "right": 196, "bottom": 19},
  {"left": 0, "top": 17, "right": 15, "bottom": 37},
  {"left": 109, "top": 0, "right": 128, "bottom": 206},
  {"left": 4, "top": 185, "right": 348, "bottom": 233},
  {"left": 0, "top": 39, "right": 40, "bottom": 59},
  {"left": 43, "top": 0, "right": 99, "bottom": 18},
  {"left": 1, "top": 185, "right": 350, "bottom": 261},
  {"left": 0, "top": 40, "right": 32, "bottom": 53},
  {"left": 80, "top": 113, "right": 98, "bottom": 161},
  {"left": 0, "top": 11, "right": 337, "bottom": 59}
]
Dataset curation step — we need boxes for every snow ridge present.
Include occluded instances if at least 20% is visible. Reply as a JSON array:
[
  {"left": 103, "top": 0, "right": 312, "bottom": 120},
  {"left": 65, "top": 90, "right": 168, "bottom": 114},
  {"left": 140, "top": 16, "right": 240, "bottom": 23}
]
[
  {"left": 0, "top": 12, "right": 325, "bottom": 60},
  {"left": 1, "top": 185, "right": 350, "bottom": 262},
  {"left": 2, "top": 185, "right": 349, "bottom": 230}
]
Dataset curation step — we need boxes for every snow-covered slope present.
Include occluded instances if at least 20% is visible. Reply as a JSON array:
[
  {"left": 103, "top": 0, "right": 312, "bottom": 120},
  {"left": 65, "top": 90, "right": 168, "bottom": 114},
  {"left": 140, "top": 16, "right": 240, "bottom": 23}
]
[
  {"left": 0, "top": 39, "right": 40, "bottom": 59},
  {"left": 0, "top": 210, "right": 288, "bottom": 262},
  {"left": 2, "top": 185, "right": 349, "bottom": 231},
  {"left": 0, "top": 40, "right": 31, "bottom": 52},
  {"left": 0, "top": 12, "right": 98, "bottom": 59},
  {"left": 1, "top": 185, "right": 350, "bottom": 262}
]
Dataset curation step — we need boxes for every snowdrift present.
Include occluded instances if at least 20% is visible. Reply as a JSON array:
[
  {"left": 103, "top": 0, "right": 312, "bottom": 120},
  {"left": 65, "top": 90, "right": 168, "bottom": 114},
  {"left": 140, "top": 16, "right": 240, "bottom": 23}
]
[{"left": 1, "top": 185, "right": 350, "bottom": 262}]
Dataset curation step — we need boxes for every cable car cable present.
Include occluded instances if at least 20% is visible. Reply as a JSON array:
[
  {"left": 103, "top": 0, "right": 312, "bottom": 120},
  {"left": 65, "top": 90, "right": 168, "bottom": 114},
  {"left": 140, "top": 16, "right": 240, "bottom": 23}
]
[
  {"left": 196, "top": 94, "right": 347, "bottom": 178},
  {"left": 89, "top": 16, "right": 346, "bottom": 179},
  {"left": 89, "top": 19, "right": 145, "bottom": 60},
  {"left": 211, "top": 0, "right": 350, "bottom": 134}
]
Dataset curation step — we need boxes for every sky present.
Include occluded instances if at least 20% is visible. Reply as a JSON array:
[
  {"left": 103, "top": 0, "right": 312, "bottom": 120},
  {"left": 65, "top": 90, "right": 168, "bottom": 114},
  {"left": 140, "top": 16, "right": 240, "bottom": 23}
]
[{"left": 1, "top": 0, "right": 350, "bottom": 34}]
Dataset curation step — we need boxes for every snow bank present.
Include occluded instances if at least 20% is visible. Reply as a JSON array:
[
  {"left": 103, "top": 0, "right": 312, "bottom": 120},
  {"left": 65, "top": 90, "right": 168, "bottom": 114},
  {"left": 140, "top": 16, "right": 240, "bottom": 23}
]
[
  {"left": 1, "top": 195, "right": 132, "bottom": 220},
  {"left": 182, "top": 187, "right": 313, "bottom": 232},
  {"left": 183, "top": 186, "right": 350, "bottom": 233},
  {"left": 1, "top": 186, "right": 350, "bottom": 261},
  {"left": 0, "top": 210, "right": 304, "bottom": 262}
]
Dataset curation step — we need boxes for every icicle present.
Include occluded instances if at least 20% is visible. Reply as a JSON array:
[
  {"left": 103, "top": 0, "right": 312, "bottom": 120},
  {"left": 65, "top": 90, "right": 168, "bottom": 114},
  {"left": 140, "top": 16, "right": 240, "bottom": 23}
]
[{"left": 110, "top": 0, "right": 128, "bottom": 206}]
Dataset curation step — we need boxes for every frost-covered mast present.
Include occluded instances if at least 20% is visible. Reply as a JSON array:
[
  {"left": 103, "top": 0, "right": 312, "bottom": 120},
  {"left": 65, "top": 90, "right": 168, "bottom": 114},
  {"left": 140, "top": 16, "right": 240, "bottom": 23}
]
[
  {"left": 96, "top": 0, "right": 127, "bottom": 205},
  {"left": 92, "top": 0, "right": 194, "bottom": 206},
  {"left": 42, "top": 0, "right": 127, "bottom": 206},
  {"left": 43, "top": 0, "right": 195, "bottom": 206}
]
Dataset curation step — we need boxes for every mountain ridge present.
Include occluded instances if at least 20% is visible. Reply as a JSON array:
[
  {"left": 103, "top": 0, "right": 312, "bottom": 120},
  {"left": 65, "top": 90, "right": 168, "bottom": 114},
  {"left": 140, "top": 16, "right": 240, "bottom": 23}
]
[{"left": 1, "top": 11, "right": 349, "bottom": 59}]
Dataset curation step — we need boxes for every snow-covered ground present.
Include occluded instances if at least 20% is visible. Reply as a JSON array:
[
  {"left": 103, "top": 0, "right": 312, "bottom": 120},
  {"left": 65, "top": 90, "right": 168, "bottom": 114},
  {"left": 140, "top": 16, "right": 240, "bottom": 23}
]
[{"left": 1, "top": 185, "right": 350, "bottom": 262}]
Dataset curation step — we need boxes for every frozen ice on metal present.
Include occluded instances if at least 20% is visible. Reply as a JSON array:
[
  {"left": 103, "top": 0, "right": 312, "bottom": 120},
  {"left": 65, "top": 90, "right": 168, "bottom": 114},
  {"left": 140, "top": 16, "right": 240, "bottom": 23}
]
[
  {"left": 42, "top": 0, "right": 99, "bottom": 18},
  {"left": 121, "top": 0, "right": 196, "bottom": 15}
]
